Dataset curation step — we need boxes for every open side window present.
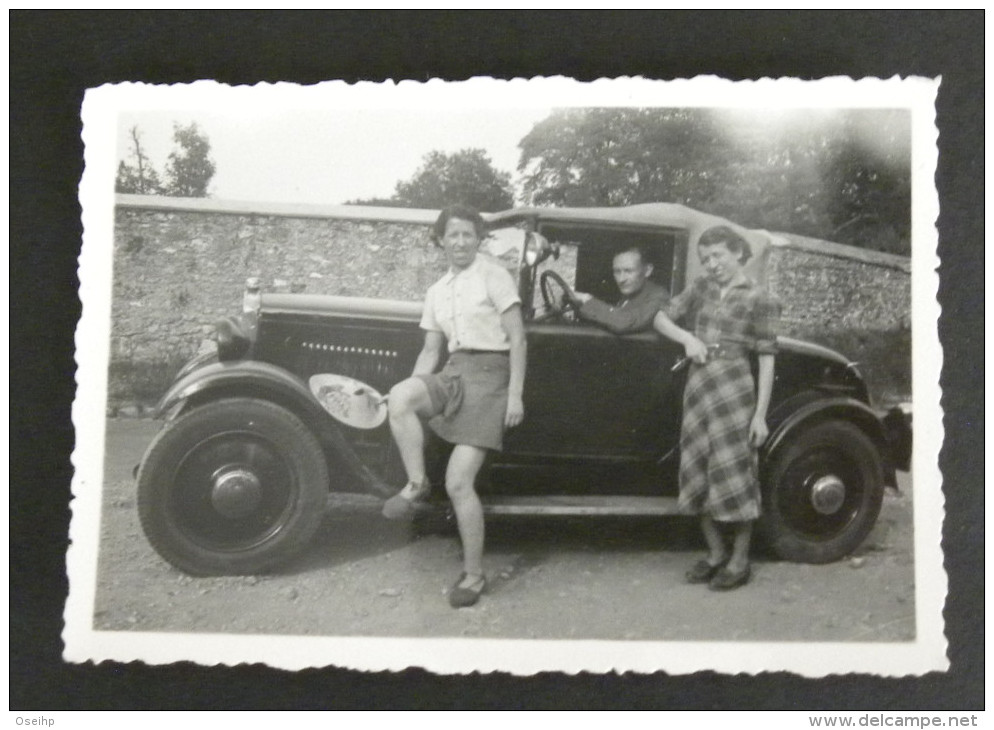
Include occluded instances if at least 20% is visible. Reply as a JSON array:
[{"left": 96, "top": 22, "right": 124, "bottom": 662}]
[
  {"left": 484, "top": 222, "right": 687, "bottom": 322},
  {"left": 537, "top": 223, "right": 683, "bottom": 307}
]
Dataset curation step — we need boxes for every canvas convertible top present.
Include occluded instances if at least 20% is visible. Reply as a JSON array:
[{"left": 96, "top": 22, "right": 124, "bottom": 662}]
[{"left": 489, "top": 202, "right": 769, "bottom": 241}]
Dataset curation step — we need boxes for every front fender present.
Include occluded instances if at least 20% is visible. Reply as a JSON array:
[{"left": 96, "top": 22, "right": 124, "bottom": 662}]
[
  {"left": 764, "top": 395, "right": 898, "bottom": 488},
  {"left": 156, "top": 360, "right": 395, "bottom": 498},
  {"left": 882, "top": 404, "right": 913, "bottom": 473},
  {"left": 157, "top": 359, "right": 324, "bottom": 421}
]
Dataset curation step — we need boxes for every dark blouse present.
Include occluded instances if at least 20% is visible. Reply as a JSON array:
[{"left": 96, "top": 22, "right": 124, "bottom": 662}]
[{"left": 665, "top": 275, "right": 781, "bottom": 356}]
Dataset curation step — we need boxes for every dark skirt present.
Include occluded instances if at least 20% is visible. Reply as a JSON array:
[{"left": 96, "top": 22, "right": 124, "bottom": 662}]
[
  {"left": 417, "top": 351, "right": 510, "bottom": 451},
  {"left": 677, "top": 357, "right": 761, "bottom": 522}
]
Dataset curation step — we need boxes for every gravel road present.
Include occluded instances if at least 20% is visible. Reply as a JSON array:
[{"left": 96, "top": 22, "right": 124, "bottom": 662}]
[{"left": 93, "top": 418, "right": 916, "bottom": 642}]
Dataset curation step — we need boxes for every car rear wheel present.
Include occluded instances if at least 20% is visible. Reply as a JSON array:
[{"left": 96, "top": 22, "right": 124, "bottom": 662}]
[
  {"left": 759, "top": 420, "right": 885, "bottom": 564},
  {"left": 137, "top": 398, "right": 328, "bottom": 575}
]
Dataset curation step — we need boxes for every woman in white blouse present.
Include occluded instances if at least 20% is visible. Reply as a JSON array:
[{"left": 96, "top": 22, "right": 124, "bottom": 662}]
[{"left": 382, "top": 204, "right": 527, "bottom": 608}]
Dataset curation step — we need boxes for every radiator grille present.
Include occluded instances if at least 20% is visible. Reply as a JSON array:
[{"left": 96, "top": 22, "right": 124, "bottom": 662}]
[
  {"left": 300, "top": 341, "right": 399, "bottom": 358},
  {"left": 294, "top": 338, "right": 401, "bottom": 392}
]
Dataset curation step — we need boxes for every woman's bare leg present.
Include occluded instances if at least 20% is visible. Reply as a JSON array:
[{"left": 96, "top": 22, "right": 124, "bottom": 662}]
[
  {"left": 444, "top": 444, "right": 488, "bottom": 580},
  {"left": 387, "top": 378, "right": 435, "bottom": 483}
]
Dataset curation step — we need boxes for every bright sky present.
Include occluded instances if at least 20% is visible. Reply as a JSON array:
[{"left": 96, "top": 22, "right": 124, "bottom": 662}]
[
  {"left": 106, "top": 77, "right": 920, "bottom": 209},
  {"left": 116, "top": 107, "right": 551, "bottom": 205}
]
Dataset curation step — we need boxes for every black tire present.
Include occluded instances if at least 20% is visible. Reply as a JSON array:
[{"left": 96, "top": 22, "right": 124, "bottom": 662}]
[
  {"left": 758, "top": 420, "right": 885, "bottom": 564},
  {"left": 137, "top": 398, "right": 329, "bottom": 575}
]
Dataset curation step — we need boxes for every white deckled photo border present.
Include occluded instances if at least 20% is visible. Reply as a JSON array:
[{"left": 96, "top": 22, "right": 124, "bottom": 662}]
[{"left": 66, "top": 76, "right": 945, "bottom": 676}]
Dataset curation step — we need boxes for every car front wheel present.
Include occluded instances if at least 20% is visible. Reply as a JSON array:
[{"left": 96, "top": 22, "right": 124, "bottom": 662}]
[
  {"left": 137, "top": 398, "right": 329, "bottom": 575},
  {"left": 758, "top": 420, "right": 885, "bottom": 564}
]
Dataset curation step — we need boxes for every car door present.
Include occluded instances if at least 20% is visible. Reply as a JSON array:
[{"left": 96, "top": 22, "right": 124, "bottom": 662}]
[
  {"left": 504, "top": 320, "right": 684, "bottom": 460},
  {"left": 487, "top": 223, "right": 689, "bottom": 496}
]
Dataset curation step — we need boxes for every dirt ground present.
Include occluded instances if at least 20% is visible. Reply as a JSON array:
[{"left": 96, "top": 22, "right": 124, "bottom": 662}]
[{"left": 92, "top": 418, "right": 916, "bottom": 642}]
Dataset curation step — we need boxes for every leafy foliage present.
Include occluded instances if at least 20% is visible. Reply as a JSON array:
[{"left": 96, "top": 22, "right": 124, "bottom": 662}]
[
  {"left": 519, "top": 108, "right": 728, "bottom": 208},
  {"left": 116, "top": 122, "right": 217, "bottom": 199},
  {"left": 115, "top": 126, "right": 164, "bottom": 195},
  {"left": 358, "top": 148, "right": 514, "bottom": 212},
  {"left": 344, "top": 196, "right": 405, "bottom": 208},
  {"left": 164, "top": 122, "right": 216, "bottom": 197},
  {"left": 518, "top": 109, "right": 911, "bottom": 255}
]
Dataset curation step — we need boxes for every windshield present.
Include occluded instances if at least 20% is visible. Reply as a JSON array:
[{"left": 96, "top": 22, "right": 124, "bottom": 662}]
[{"left": 483, "top": 227, "right": 578, "bottom": 314}]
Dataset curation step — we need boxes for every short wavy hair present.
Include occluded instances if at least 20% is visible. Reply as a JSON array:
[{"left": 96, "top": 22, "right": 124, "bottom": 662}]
[
  {"left": 614, "top": 245, "right": 649, "bottom": 267},
  {"left": 697, "top": 225, "right": 752, "bottom": 264},
  {"left": 432, "top": 204, "right": 486, "bottom": 247}
]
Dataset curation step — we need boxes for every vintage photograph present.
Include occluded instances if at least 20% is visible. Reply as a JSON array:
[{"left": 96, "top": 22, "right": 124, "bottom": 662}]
[{"left": 65, "top": 77, "right": 944, "bottom": 675}]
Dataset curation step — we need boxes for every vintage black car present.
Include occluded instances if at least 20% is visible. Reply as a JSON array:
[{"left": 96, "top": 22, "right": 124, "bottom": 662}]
[{"left": 136, "top": 203, "right": 912, "bottom": 575}]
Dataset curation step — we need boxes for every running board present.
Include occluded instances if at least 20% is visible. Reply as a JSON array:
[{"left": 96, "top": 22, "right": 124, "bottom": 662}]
[{"left": 481, "top": 495, "right": 680, "bottom": 517}]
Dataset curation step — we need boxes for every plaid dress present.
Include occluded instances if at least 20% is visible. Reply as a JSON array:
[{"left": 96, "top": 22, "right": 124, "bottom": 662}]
[{"left": 666, "top": 276, "right": 781, "bottom": 522}]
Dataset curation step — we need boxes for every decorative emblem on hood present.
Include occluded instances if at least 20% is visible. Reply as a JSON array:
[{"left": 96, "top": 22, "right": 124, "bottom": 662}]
[{"left": 308, "top": 373, "right": 388, "bottom": 430}]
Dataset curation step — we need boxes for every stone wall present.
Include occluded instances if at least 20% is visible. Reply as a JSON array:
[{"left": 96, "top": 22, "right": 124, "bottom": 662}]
[
  {"left": 764, "top": 234, "right": 911, "bottom": 404},
  {"left": 111, "top": 196, "right": 446, "bottom": 366},
  {"left": 109, "top": 195, "right": 911, "bottom": 406},
  {"left": 766, "top": 233, "right": 911, "bottom": 336}
]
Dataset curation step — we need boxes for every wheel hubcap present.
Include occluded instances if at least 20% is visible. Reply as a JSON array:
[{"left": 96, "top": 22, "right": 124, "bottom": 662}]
[
  {"left": 211, "top": 467, "right": 263, "bottom": 518},
  {"left": 776, "top": 444, "right": 867, "bottom": 541},
  {"left": 165, "top": 428, "right": 301, "bottom": 553},
  {"left": 809, "top": 474, "right": 846, "bottom": 515}
]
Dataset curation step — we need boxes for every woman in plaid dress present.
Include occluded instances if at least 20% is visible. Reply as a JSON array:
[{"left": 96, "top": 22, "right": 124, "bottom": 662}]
[{"left": 653, "top": 226, "right": 780, "bottom": 591}]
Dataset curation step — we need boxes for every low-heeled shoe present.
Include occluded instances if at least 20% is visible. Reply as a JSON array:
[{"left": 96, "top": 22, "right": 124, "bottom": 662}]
[
  {"left": 685, "top": 558, "right": 728, "bottom": 584},
  {"left": 708, "top": 564, "right": 751, "bottom": 591},
  {"left": 448, "top": 572, "right": 486, "bottom": 608},
  {"left": 382, "top": 478, "right": 430, "bottom": 520}
]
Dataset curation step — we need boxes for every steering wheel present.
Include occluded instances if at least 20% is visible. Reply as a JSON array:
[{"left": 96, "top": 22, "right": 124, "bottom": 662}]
[{"left": 539, "top": 270, "right": 579, "bottom": 318}]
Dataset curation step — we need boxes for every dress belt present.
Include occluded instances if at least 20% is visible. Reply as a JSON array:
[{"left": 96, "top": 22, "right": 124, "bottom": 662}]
[
  {"left": 671, "top": 342, "right": 750, "bottom": 372},
  {"left": 705, "top": 343, "right": 748, "bottom": 360}
]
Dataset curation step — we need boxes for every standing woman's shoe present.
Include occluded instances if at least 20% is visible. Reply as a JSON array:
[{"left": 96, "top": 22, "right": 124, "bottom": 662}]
[
  {"left": 708, "top": 564, "right": 751, "bottom": 591},
  {"left": 448, "top": 572, "right": 487, "bottom": 608},
  {"left": 685, "top": 558, "right": 728, "bottom": 584}
]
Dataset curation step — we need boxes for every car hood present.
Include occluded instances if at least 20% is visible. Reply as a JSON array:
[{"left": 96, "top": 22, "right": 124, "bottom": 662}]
[{"left": 261, "top": 293, "right": 422, "bottom": 322}]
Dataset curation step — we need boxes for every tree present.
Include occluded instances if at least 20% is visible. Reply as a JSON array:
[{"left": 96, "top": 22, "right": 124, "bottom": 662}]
[
  {"left": 115, "top": 121, "right": 218, "bottom": 199},
  {"left": 115, "top": 125, "right": 164, "bottom": 194},
  {"left": 518, "top": 108, "right": 911, "bottom": 255},
  {"left": 344, "top": 196, "right": 404, "bottom": 208},
  {"left": 519, "top": 108, "right": 729, "bottom": 209},
  {"left": 391, "top": 148, "right": 514, "bottom": 212},
  {"left": 819, "top": 112, "right": 911, "bottom": 254},
  {"left": 163, "top": 122, "right": 216, "bottom": 197}
]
